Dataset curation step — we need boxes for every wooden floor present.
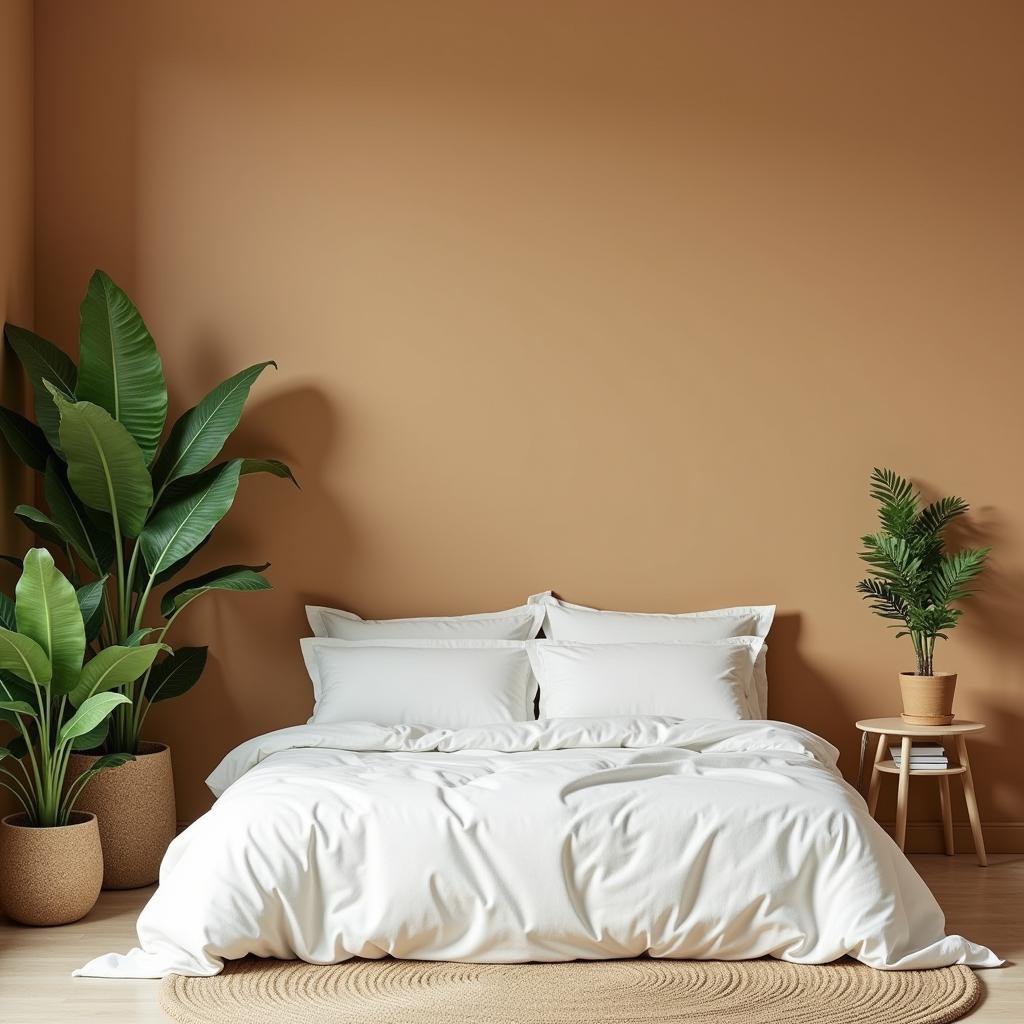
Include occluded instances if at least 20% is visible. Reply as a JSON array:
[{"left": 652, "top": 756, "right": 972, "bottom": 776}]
[{"left": 0, "top": 855, "right": 1021, "bottom": 1023}]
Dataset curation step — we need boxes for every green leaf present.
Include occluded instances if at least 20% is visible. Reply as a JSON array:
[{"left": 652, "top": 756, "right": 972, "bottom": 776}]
[
  {"left": 76, "top": 577, "right": 108, "bottom": 641},
  {"left": 867, "top": 468, "right": 919, "bottom": 541},
  {"left": 83, "top": 752, "right": 134, "bottom": 773},
  {"left": 44, "top": 460, "right": 116, "bottom": 573},
  {"left": 14, "top": 504, "right": 69, "bottom": 548},
  {"left": 160, "top": 562, "right": 270, "bottom": 618},
  {"left": 151, "top": 361, "right": 276, "bottom": 495},
  {"left": 123, "top": 627, "right": 155, "bottom": 646},
  {"left": 0, "top": 593, "right": 16, "bottom": 632},
  {"left": 869, "top": 468, "right": 915, "bottom": 508},
  {"left": 77, "top": 270, "right": 167, "bottom": 464},
  {"left": 856, "top": 578, "right": 909, "bottom": 622},
  {"left": 0, "top": 699, "right": 37, "bottom": 719},
  {"left": 916, "top": 496, "right": 969, "bottom": 539},
  {"left": 240, "top": 458, "right": 299, "bottom": 488},
  {"left": 929, "top": 548, "right": 990, "bottom": 607},
  {"left": 152, "top": 533, "right": 211, "bottom": 587},
  {"left": 145, "top": 646, "right": 208, "bottom": 703},
  {"left": 70, "top": 718, "right": 108, "bottom": 751},
  {"left": 68, "top": 643, "right": 166, "bottom": 706},
  {"left": 48, "top": 390, "right": 154, "bottom": 537},
  {"left": 15, "top": 548, "right": 85, "bottom": 692},
  {"left": 3, "top": 323, "right": 77, "bottom": 452},
  {"left": 0, "top": 674, "right": 39, "bottom": 728},
  {"left": 87, "top": 752, "right": 134, "bottom": 771},
  {"left": 0, "top": 626, "right": 51, "bottom": 684},
  {"left": 58, "top": 691, "right": 130, "bottom": 746},
  {"left": 0, "top": 405, "right": 51, "bottom": 471},
  {"left": 139, "top": 460, "right": 241, "bottom": 577},
  {"left": 0, "top": 670, "right": 34, "bottom": 703}
]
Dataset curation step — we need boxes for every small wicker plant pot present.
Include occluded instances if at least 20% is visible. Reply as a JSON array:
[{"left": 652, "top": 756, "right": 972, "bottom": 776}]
[
  {"left": 66, "top": 741, "right": 176, "bottom": 889},
  {"left": 900, "top": 672, "right": 957, "bottom": 726},
  {"left": 0, "top": 812, "right": 103, "bottom": 925}
]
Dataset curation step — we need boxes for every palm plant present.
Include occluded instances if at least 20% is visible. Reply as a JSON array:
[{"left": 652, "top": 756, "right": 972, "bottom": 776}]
[
  {"left": 0, "top": 549, "right": 168, "bottom": 825},
  {"left": 856, "top": 468, "right": 989, "bottom": 676},
  {"left": 0, "top": 270, "right": 296, "bottom": 754}
]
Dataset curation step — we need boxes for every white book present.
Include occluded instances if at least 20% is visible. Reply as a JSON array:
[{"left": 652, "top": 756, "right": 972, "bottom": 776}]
[{"left": 890, "top": 744, "right": 947, "bottom": 759}]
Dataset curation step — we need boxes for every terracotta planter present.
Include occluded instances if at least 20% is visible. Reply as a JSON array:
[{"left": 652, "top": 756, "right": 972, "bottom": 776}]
[
  {"left": 0, "top": 812, "right": 103, "bottom": 925},
  {"left": 66, "top": 741, "right": 176, "bottom": 890},
  {"left": 899, "top": 672, "right": 957, "bottom": 726}
]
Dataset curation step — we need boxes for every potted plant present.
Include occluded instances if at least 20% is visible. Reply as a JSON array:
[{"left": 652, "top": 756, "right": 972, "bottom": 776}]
[
  {"left": 856, "top": 468, "right": 989, "bottom": 725},
  {"left": 0, "top": 548, "right": 165, "bottom": 924},
  {"left": 0, "top": 270, "right": 296, "bottom": 888}
]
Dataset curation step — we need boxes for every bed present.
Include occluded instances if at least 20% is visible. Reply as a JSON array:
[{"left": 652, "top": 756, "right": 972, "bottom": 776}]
[{"left": 76, "top": 715, "right": 999, "bottom": 978}]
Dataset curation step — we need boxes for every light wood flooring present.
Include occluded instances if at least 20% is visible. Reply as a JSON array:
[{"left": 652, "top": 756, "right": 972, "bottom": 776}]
[{"left": 0, "top": 854, "right": 1021, "bottom": 1022}]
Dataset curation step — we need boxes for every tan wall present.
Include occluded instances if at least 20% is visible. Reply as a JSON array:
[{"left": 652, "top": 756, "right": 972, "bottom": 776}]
[
  {"left": 32, "top": 1, "right": 1024, "bottom": 839},
  {"left": 0, "top": 0, "right": 33, "bottom": 818}
]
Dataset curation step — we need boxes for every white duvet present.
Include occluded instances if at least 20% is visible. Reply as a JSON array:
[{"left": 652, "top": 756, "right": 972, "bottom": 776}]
[{"left": 76, "top": 717, "right": 1000, "bottom": 978}]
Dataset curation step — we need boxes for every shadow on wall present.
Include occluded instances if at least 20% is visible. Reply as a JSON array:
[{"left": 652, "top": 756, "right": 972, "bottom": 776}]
[
  {"left": 950, "top": 505, "right": 1024, "bottom": 663},
  {"left": 0, "top": 323, "right": 29, "bottom": 580},
  {"left": 952, "top": 505, "right": 1024, "bottom": 815},
  {"left": 767, "top": 611, "right": 858, "bottom": 776}
]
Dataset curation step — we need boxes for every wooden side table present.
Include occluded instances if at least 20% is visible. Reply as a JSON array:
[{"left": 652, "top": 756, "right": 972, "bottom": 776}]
[{"left": 855, "top": 717, "right": 987, "bottom": 866}]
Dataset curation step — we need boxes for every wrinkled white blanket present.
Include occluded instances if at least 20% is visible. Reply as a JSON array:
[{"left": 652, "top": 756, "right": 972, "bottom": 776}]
[{"left": 76, "top": 717, "right": 1000, "bottom": 977}]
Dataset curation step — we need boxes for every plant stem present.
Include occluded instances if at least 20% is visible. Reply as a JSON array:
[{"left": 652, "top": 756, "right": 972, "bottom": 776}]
[
  {"left": 111, "top": 516, "right": 127, "bottom": 641},
  {"left": 132, "top": 596, "right": 195, "bottom": 738},
  {"left": 910, "top": 631, "right": 924, "bottom": 675},
  {"left": 133, "top": 569, "right": 157, "bottom": 634}
]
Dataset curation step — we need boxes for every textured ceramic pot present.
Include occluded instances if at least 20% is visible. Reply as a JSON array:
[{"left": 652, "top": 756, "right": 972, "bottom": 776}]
[
  {"left": 0, "top": 812, "right": 103, "bottom": 925},
  {"left": 899, "top": 672, "right": 957, "bottom": 726},
  {"left": 66, "top": 741, "right": 176, "bottom": 889}
]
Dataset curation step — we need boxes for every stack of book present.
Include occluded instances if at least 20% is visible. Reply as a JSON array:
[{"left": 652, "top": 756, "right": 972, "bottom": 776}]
[{"left": 890, "top": 742, "right": 948, "bottom": 770}]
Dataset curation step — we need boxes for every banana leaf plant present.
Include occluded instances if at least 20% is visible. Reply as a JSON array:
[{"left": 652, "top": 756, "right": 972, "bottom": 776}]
[
  {"left": 1, "top": 270, "right": 297, "bottom": 754},
  {"left": 0, "top": 549, "right": 169, "bottom": 825}
]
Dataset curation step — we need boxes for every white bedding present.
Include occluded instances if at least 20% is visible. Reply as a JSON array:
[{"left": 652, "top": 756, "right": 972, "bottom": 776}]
[{"left": 75, "top": 717, "right": 1000, "bottom": 978}]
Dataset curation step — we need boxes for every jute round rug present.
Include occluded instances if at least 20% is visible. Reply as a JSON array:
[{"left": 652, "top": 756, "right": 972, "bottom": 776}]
[{"left": 160, "top": 957, "right": 980, "bottom": 1024}]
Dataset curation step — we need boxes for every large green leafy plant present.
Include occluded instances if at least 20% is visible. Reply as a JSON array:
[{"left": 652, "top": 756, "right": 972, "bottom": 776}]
[
  {"left": 1, "top": 270, "right": 295, "bottom": 753},
  {"left": 0, "top": 549, "right": 166, "bottom": 825},
  {"left": 856, "top": 468, "right": 989, "bottom": 676}
]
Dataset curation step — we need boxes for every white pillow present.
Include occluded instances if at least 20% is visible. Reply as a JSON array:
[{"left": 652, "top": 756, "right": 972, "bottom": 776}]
[
  {"left": 306, "top": 603, "right": 544, "bottom": 641},
  {"left": 301, "top": 638, "right": 537, "bottom": 729},
  {"left": 528, "top": 593, "right": 774, "bottom": 718},
  {"left": 530, "top": 638, "right": 764, "bottom": 721}
]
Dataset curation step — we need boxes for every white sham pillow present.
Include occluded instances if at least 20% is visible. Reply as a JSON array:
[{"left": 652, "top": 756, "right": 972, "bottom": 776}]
[
  {"left": 306, "top": 603, "right": 544, "bottom": 642},
  {"left": 527, "top": 593, "right": 774, "bottom": 718},
  {"left": 300, "top": 638, "right": 537, "bottom": 729},
  {"left": 529, "top": 638, "right": 764, "bottom": 721}
]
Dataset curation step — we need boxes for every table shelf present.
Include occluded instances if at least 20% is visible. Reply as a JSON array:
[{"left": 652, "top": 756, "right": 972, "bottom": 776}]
[{"left": 874, "top": 760, "right": 965, "bottom": 777}]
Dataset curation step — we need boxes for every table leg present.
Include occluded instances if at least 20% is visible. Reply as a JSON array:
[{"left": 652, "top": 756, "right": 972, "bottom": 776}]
[
  {"left": 938, "top": 775, "right": 955, "bottom": 856},
  {"left": 856, "top": 730, "right": 869, "bottom": 793},
  {"left": 895, "top": 736, "right": 912, "bottom": 851},
  {"left": 957, "top": 735, "right": 987, "bottom": 867},
  {"left": 867, "top": 734, "right": 888, "bottom": 816}
]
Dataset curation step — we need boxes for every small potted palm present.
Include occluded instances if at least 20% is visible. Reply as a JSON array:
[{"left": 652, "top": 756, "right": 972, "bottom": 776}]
[
  {"left": 1, "top": 269, "right": 296, "bottom": 888},
  {"left": 0, "top": 548, "right": 164, "bottom": 925},
  {"left": 857, "top": 468, "right": 989, "bottom": 725}
]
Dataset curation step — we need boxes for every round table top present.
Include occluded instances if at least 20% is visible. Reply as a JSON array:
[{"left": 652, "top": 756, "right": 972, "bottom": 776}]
[{"left": 856, "top": 717, "right": 984, "bottom": 736}]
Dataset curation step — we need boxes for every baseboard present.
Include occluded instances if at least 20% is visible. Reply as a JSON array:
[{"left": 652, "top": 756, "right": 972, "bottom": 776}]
[{"left": 876, "top": 821, "right": 1024, "bottom": 854}]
